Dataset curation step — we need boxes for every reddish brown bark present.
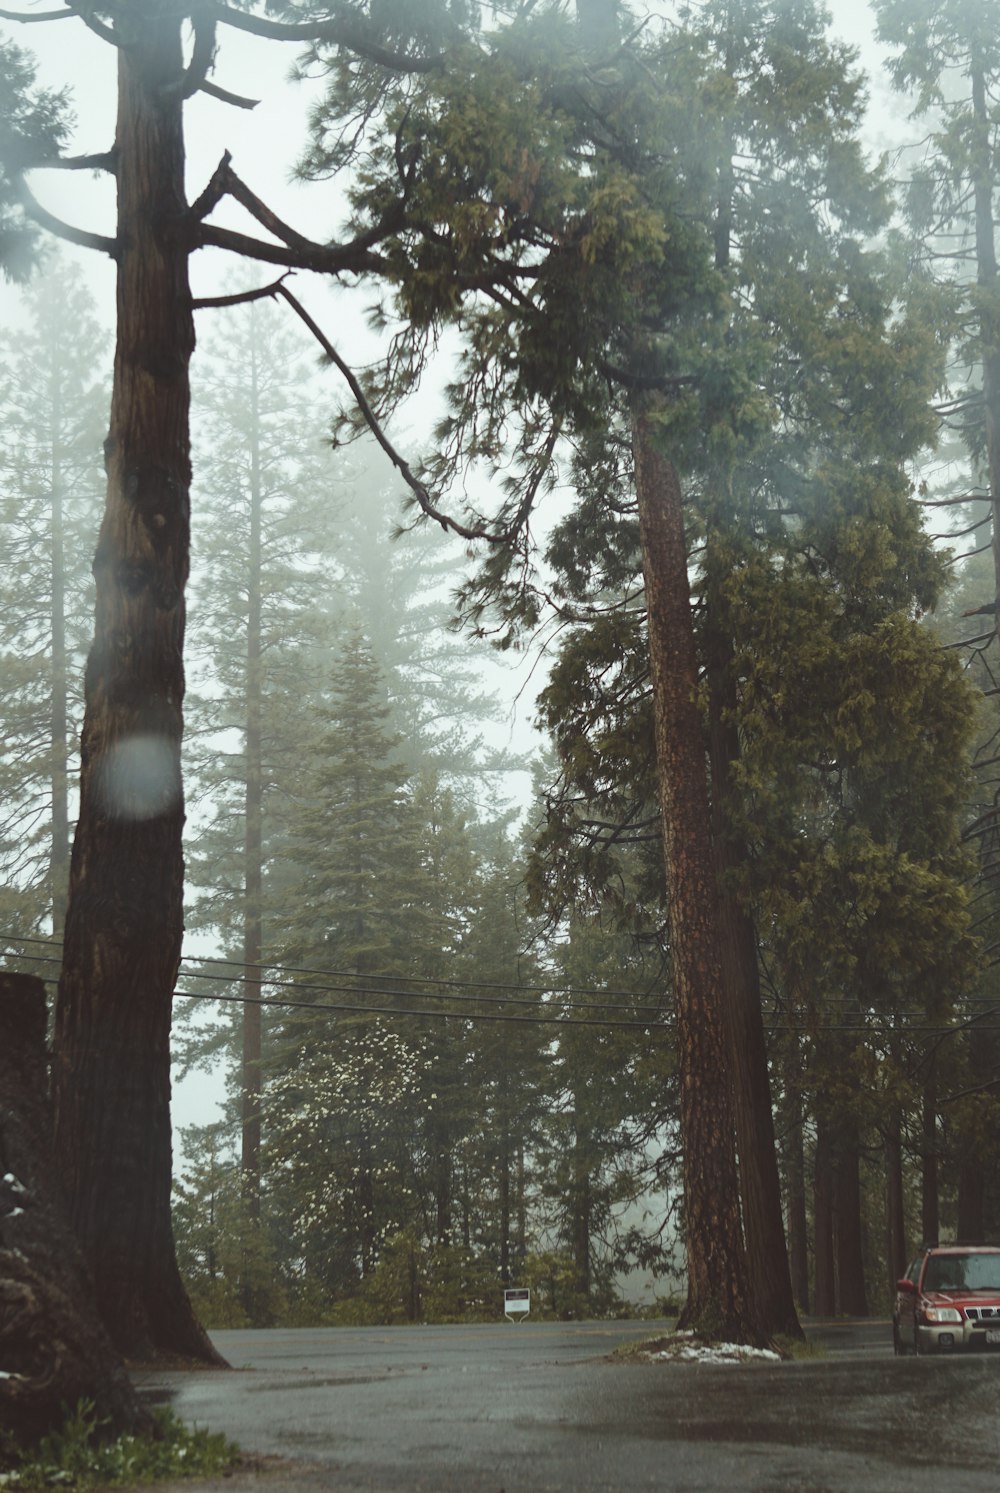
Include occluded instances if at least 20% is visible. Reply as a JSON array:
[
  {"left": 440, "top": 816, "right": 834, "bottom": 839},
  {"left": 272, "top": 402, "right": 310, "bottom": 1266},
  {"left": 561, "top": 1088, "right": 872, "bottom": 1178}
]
[
  {"left": 51, "top": 9, "right": 217, "bottom": 1363},
  {"left": 813, "top": 1120, "right": 835, "bottom": 1317},
  {"left": 968, "top": 56, "right": 1000, "bottom": 625},
  {"left": 958, "top": 1163, "right": 985, "bottom": 1242},
  {"left": 921, "top": 1061, "right": 939, "bottom": 1246},
  {"left": 704, "top": 583, "right": 801, "bottom": 1339},
  {"left": 834, "top": 1135, "right": 868, "bottom": 1317},
  {"left": 885, "top": 1110, "right": 907, "bottom": 1294},
  {"left": 632, "top": 406, "right": 764, "bottom": 1345},
  {"left": 780, "top": 1042, "right": 811, "bottom": 1314},
  {"left": 240, "top": 313, "right": 264, "bottom": 1318},
  {"left": 0, "top": 973, "right": 147, "bottom": 1446}
]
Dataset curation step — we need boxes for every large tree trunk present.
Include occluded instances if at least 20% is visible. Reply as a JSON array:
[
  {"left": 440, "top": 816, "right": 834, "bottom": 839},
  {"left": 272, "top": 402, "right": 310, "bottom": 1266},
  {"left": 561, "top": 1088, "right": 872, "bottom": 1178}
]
[
  {"left": 50, "top": 9, "right": 217, "bottom": 1363},
  {"left": 632, "top": 407, "right": 764, "bottom": 1345},
  {"left": 498, "top": 1073, "right": 512, "bottom": 1287},
  {"left": 921, "top": 1060, "right": 939, "bottom": 1246},
  {"left": 241, "top": 312, "right": 264, "bottom": 1319},
  {"left": 884, "top": 1109, "right": 907, "bottom": 1296},
  {"left": 49, "top": 392, "right": 70, "bottom": 940},
  {"left": 968, "top": 57, "right": 1000, "bottom": 622},
  {"left": 958, "top": 1159, "right": 985, "bottom": 1242},
  {"left": 570, "top": 1106, "right": 591, "bottom": 1302},
  {"left": 704, "top": 575, "right": 801, "bottom": 1338},
  {"left": 834, "top": 1128, "right": 868, "bottom": 1317},
  {"left": 0, "top": 973, "right": 147, "bottom": 1447},
  {"left": 813, "top": 1117, "right": 835, "bottom": 1317},
  {"left": 780, "top": 1046, "right": 811, "bottom": 1315}
]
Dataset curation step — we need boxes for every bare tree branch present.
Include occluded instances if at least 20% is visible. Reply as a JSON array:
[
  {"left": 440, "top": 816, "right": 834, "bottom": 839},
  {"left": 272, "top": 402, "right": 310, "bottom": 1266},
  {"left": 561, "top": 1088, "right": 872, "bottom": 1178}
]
[
  {"left": 189, "top": 158, "right": 408, "bottom": 273},
  {"left": 0, "top": 5, "right": 72, "bottom": 21},
  {"left": 164, "top": 13, "right": 217, "bottom": 101},
  {"left": 275, "top": 283, "right": 497, "bottom": 542},
  {"left": 188, "top": 151, "right": 232, "bottom": 223},
  {"left": 199, "top": 79, "right": 258, "bottom": 110},
  {"left": 14, "top": 174, "right": 117, "bottom": 257},
  {"left": 192, "top": 220, "right": 389, "bottom": 275},
  {"left": 66, "top": 4, "right": 119, "bottom": 48},
  {"left": 213, "top": 161, "right": 317, "bottom": 251},
  {"left": 42, "top": 151, "right": 116, "bottom": 173},
  {"left": 192, "top": 273, "right": 291, "bottom": 310}
]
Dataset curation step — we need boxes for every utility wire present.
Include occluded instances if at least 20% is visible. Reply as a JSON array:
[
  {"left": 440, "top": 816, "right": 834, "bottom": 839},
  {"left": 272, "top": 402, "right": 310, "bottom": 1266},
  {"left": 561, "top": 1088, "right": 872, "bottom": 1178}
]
[
  {"left": 8, "top": 953, "right": 998, "bottom": 1034},
  {"left": 1, "top": 931, "right": 666, "bottom": 1009},
  {"left": 6, "top": 932, "right": 998, "bottom": 1032},
  {"left": 1, "top": 934, "right": 666, "bottom": 1019}
]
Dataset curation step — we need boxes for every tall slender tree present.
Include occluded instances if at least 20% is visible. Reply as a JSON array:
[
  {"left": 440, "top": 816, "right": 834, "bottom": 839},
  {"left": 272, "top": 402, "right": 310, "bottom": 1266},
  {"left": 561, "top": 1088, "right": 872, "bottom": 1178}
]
[
  {"left": 874, "top": 0, "right": 1000, "bottom": 618},
  {"left": 0, "top": 256, "right": 107, "bottom": 940},
  {"left": 0, "top": 0, "right": 442, "bottom": 1357},
  {"left": 185, "top": 292, "right": 340, "bottom": 1287},
  {"left": 290, "top": 0, "right": 964, "bottom": 1339},
  {"left": 874, "top": 0, "right": 1000, "bottom": 1243}
]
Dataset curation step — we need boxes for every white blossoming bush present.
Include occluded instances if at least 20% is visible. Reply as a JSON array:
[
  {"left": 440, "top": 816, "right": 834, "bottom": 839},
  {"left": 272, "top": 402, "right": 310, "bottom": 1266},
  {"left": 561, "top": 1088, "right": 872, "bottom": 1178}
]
[{"left": 266, "top": 1020, "right": 435, "bottom": 1295}]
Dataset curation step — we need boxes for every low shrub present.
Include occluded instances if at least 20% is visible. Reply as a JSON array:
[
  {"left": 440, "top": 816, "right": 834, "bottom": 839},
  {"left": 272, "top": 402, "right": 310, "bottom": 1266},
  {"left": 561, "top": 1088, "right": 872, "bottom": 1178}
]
[{"left": 0, "top": 1401, "right": 240, "bottom": 1490}]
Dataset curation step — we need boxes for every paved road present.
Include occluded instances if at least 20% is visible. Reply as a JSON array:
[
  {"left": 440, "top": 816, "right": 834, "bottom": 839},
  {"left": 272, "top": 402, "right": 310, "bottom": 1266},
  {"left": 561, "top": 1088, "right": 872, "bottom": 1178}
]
[{"left": 135, "top": 1321, "right": 1000, "bottom": 1491}]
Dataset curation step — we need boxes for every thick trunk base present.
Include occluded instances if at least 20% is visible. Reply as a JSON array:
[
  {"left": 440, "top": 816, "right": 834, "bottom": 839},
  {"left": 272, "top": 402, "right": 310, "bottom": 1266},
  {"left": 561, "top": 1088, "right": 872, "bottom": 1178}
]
[{"left": 0, "top": 973, "right": 147, "bottom": 1451}]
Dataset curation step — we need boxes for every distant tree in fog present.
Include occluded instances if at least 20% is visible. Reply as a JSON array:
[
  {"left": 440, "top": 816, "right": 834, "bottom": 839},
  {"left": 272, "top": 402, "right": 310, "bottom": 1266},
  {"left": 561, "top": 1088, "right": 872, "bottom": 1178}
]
[
  {"left": 0, "top": 257, "right": 106, "bottom": 939},
  {"left": 0, "top": 36, "right": 66, "bottom": 282}
]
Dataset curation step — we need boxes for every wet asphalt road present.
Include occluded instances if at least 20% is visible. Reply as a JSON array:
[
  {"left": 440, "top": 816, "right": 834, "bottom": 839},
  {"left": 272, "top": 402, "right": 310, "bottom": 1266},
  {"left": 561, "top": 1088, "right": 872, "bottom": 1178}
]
[{"left": 135, "top": 1320, "right": 1000, "bottom": 1491}]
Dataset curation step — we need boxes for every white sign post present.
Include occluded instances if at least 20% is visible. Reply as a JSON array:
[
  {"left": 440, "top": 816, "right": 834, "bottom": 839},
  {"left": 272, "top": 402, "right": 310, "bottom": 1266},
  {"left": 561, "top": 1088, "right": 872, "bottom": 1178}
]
[{"left": 504, "top": 1287, "right": 530, "bottom": 1322}]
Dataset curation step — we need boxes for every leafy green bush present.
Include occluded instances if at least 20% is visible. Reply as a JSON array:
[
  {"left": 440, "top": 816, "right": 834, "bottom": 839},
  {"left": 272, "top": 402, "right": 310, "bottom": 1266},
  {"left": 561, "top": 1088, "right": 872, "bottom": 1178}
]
[{"left": 0, "top": 1402, "right": 240, "bottom": 1490}]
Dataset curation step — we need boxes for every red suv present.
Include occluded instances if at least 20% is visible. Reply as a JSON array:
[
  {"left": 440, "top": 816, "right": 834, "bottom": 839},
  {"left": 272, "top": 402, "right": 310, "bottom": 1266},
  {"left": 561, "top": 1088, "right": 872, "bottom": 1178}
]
[{"left": 894, "top": 1244, "right": 1000, "bottom": 1355}]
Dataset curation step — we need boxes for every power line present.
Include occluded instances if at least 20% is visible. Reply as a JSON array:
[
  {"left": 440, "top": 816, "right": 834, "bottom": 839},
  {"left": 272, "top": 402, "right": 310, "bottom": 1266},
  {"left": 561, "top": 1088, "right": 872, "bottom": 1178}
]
[
  {"left": 0, "top": 937, "right": 666, "bottom": 1031},
  {"left": 1, "top": 932, "right": 668, "bottom": 1017},
  {"left": 3, "top": 932, "right": 666, "bottom": 1004},
  {"left": 7, "top": 931, "right": 1000, "bottom": 1033},
  {"left": 180, "top": 987, "right": 665, "bottom": 1030}
]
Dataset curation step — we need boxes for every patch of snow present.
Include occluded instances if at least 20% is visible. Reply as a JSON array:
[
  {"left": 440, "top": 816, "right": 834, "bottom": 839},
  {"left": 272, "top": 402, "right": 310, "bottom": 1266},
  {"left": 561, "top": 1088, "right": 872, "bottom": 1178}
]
[{"left": 652, "top": 1340, "right": 781, "bottom": 1365}]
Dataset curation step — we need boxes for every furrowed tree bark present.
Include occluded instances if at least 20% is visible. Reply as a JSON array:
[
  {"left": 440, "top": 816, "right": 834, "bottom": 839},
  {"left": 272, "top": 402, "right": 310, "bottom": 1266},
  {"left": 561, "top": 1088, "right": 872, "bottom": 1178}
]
[
  {"left": 49, "top": 376, "right": 70, "bottom": 940},
  {"left": 813, "top": 1117, "right": 835, "bottom": 1316},
  {"left": 834, "top": 1128, "right": 868, "bottom": 1317},
  {"left": 0, "top": 973, "right": 147, "bottom": 1448},
  {"left": 782, "top": 1033, "right": 811, "bottom": 1313},
  {"left": 632, "top": 405, "right": 764, "bottom": 1345},
  {"left": 241, "top": 310, "right": 264, "bottom": 1320},
  {"left": 969, "top": 55, "right": 1000, "bottom": 625},
  {"left": 571, "top": 1101, "right": 591, "bottom": 1302},
  {"left": 921, "top": 1059, "right": 939, "bottom": 1246},
  {"left": 885, "top": 1109, "right": 906, "bottom": 1294},
  {"left": 704, "top": 570, "right": 801, "bottom": 1339},
  {"left": 51, "top": 7, "right": 218, "bottom": 1363}
]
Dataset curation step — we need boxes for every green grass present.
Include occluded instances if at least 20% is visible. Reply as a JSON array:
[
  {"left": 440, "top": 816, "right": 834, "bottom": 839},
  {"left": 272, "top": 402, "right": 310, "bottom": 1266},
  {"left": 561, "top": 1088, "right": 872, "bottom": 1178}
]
[
  {"left": 772, "top": 1332, "right": 827, "bottom": 1361},
  {"left": 0, "top": 1402, "right": 241, "bottom": 1491}
]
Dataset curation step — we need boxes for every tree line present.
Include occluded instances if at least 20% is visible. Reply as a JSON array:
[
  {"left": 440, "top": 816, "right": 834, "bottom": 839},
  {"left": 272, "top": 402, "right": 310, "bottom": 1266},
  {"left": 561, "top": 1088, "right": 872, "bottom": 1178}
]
[{"left": 2, "top": 0, "right": 1000, "bottom": 1445}]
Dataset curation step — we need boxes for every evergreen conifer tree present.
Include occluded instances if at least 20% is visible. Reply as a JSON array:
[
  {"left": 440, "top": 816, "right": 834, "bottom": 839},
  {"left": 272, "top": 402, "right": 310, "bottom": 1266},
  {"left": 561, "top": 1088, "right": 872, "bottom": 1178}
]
[{"left": 0, "top": 256, "right": 107, "bottom": 939}]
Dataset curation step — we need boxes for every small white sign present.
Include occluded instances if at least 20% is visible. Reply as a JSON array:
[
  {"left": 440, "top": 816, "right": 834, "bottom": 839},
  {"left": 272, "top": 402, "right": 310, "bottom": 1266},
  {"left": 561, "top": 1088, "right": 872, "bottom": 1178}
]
[{"left": 504, "top": 1287, "right": 530, "bottom": 1321}]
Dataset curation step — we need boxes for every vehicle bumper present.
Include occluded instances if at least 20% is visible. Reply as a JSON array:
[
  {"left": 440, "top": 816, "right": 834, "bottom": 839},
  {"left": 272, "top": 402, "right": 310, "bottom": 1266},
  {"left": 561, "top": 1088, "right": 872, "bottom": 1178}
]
[{"left": 916, "top": 1322, "right": 1000, "bottom": 1352}]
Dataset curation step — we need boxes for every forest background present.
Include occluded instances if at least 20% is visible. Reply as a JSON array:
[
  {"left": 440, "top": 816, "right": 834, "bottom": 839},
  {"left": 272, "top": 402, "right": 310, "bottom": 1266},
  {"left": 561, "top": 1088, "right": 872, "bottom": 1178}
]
[{"left": 2, "top": 0, "right": 1000, "bottom": 1336}]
